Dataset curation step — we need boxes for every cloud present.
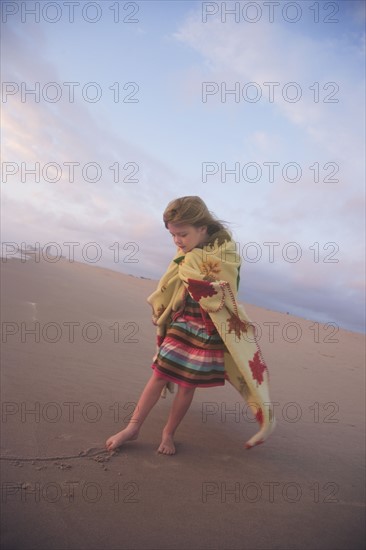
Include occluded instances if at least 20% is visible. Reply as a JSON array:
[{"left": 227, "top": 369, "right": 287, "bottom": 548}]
[
  {"left": 1, "top": 8, "right": 364, "bottom": 333},
  {"left": 172, "top": 9, "right": 364, "bottom": 161},
  {"left": 1, "top": 21, "right": 182, "bottom": 244}
]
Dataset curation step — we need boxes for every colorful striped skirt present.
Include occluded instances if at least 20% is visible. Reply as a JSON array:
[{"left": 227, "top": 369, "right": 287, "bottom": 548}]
[{"left": 151, "top": 292, "right": 228, "bottom": 388}]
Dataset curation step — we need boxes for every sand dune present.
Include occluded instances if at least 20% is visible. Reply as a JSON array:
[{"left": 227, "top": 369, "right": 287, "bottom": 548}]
[{"left": 1, "top": 255, "right": 365, "bottom": 549}]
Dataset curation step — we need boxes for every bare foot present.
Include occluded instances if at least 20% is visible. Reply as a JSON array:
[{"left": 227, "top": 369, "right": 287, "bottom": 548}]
[
  {"left": 157, "top": 432, "right": 175, "bottom": 455},
  {"left": 105, "top": 427, "right": 139, "bottom": 452}
]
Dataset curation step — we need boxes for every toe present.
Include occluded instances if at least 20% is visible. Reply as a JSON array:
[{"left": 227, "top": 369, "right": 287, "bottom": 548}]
[{"left": 106, "top": 439, "right": 116, "bottom": 451}]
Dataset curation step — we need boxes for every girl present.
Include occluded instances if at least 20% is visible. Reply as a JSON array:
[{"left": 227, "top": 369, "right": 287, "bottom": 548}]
[{"left": 106, "top": 196, "right": 275, "bottom": 455}]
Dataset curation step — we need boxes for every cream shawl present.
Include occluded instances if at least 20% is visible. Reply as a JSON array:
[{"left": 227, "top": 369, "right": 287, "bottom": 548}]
[{"left": 147, "top": 231, "right": 276, "bottom": 448}]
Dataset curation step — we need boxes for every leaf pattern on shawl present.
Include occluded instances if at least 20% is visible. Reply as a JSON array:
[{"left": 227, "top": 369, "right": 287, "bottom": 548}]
[
  {"left": 199, "top": 259, "right": 221, "bottom": 282},
  {"left": 186, "top": 278, "right": 218, "bottom": 302},
  {"left": 236, "top": 374, "right": 250, "bottom": 399},
  {"left": 227, "top": 311, "right": 251, "bottom": 340},
  {"left": 249, "top": 351, "right": 267, "bottom": 386},
  {"left": 255, "top": 407, "right": 264, "bottom": 427}
]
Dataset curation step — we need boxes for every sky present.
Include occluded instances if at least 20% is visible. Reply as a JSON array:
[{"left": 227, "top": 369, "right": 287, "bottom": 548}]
[{"left": 1, "top": 0, "right": 365, "bottom": 334}]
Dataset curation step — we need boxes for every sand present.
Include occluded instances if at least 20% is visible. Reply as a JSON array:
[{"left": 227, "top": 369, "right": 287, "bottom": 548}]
[{"left": 1, "top": 255, "right": 365, "bottom": 550}]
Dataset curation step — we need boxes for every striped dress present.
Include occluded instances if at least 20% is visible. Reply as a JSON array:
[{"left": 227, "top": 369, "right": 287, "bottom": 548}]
[{"left": 151, "top": 291, "right": 228, "bottom": 388}]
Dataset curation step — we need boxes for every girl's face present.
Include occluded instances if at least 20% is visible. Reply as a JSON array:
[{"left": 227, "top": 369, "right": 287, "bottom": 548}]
[{"left": 167, "top": 223, "right": 208, "bottom": 253}]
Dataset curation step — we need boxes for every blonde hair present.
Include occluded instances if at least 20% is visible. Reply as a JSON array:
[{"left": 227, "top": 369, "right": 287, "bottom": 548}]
[{"left": 163, "top": 196, "right": 232, "bottom": 244}]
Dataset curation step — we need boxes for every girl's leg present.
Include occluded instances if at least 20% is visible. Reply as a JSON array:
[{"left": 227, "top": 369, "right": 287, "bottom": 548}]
[
  {"left": 158, "top": 384, "right": 196, "bottom": 455},
  {"left": 106, "top": 373, "right": 168, "bottom": 451}
]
